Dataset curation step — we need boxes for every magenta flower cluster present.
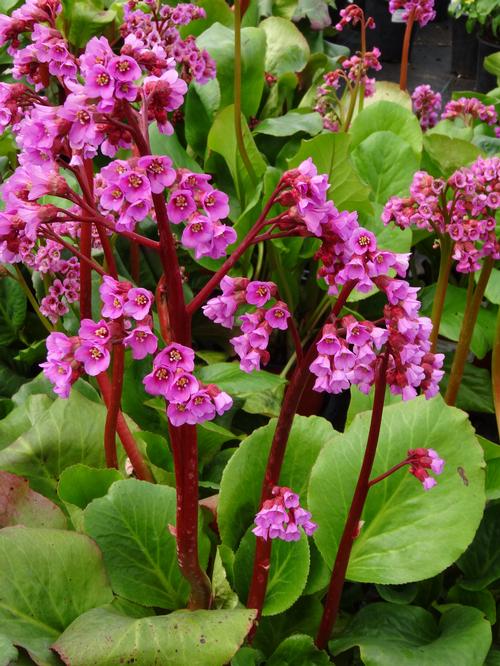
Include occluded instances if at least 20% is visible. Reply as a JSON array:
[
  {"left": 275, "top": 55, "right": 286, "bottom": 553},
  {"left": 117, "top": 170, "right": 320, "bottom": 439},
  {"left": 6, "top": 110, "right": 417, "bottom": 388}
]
[
  {"left": 442, "top": 97, "right": 497, "bottom": 128},
  {"left": 142, "top": 342, "right": 232, "bottom": 426},
  {"left": 407, "top": 447, "right": 445, "bottom": 490},
  {"left": 389, "top": 0, "right": 436, "bottom": 26},
  {"left": 411, "top": 84, "right": 442, "bottom": 130},
  {"left": 121, "top": 1, "right": 215, "bottom": 85},
  {"left": 314, "top": 48, "right": 382, "bottom": 130},
  {"left": 41, "top": 278, "right": 157, "bottom": 396},
  {"left": 203, "top": 276, "right": 290, "bottom": 372},
  {"left": 310, "top": 279, "right": 444, "bottom": 400},
  {"left": 383, "top": 158, "right": 500, "bottom": 272},
  {"left": 253, "top": 486, "right": 317, "bottom": 542},
  {"left": 278, "top": 159, "right": 410, "bottom": 296},
  {"left": 335, "top": 4, "right": 376, "bottom": 31}
]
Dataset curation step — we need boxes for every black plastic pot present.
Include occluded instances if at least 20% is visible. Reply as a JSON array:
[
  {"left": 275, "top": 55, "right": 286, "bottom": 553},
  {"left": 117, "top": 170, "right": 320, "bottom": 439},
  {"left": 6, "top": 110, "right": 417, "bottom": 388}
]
[
  {"left": 476, "top": 34, "right": 500, "bottom": 93},
  {"left": 451, "top": 16, "right": 478, "bottom": 78},
  {"left": 365, "top": 0, "right": 414, "bottom": 62}
]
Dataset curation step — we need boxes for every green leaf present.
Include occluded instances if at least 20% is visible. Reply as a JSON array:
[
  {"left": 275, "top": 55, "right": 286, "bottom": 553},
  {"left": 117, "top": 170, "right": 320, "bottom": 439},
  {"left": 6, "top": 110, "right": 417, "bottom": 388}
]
[
  {"left": 196, "top": 23, "right": 266, "bottom": 117},
  {"left": 479, "top": 436, "right": 500, "bottom": 500},
  {"left": 219, "top": 415, "right": 335, "bottom": 549},
  {"left": 0, "top": 526, "right": 113, "bottom": 665},
  {"left": 309, "top": 396, "right": 486, "bottom": 584},
  {"left": 267, "top": 635, "right": 330, "bottom": 665},
  {"left": 53, "top": 606, "right": 256, "bottom": 666},
  {"left": 0, "top": 634, "right": 17, "bottom": 666},
  {"left": 149, "top": 125, "right": 202, "bottom": 172},
  {"left": 67, "top": 2, "right": 116, "bottom": 48},
  {"left": 375, "top": 583, "right": 418, "bottom": 605},
  {"left": 0, "top": 471, "right": 66, "bottom": 529},
  {"left": 259, "top": 17, "right": 310, "bottom": 76},
  {"left": 234, "top": 527, "right": 310, "bottom": 616},
  {"left": 254, "top": 112, "right": 323, "bottom": 137},
  {"left": 0, "top": 391, "right": 113, "bottom": 502},
  {"left": 350, "top": 100, "right": 423, "bottom": 157},
  {"left": 447, "top": 585, "right": 496, "bottom": 624},
  {"left": 351, "top": 131, "right": 420, "bottom": 204},
  {"left": 486, "top": 649, "right": 500, "bottom": 666},
  {"left": 198, "top": 362, "right": 286, "bottom": 398},
  {"left": 207, "top": 105, "right": 267, "bottom": 207},
  {"left": 287, "top": 132, "right": 373, "bottom": 217},
  {"left": 363, "top": 80, "right": 412, "bottom": 109},
  {"left": 0, "top": 394, "right": 52, "bottom": 451},
  {"left": 58, "top": 464, "right": 123, "bottom": 509},
  {"left": 484, "top": 52, "right": 500, "bottom": 81},
  {"left": 84, "top": 479, "right": 209, "bottom": 609},
  {"left": 0, "top": 278, "right": 26, "bottom": 346},
  {"left": 422, "top": 134, "right": 481, "bottom": 178},
  {"left": 458, "top": 501, "right": 500, "bottom": 590},
  {"left": 420, "top": 284, "right": 497, "bottom": 360},
  {"left": 439, "top": 360, "right": 494, "bottom": 414},
  {"left": 331, "top": 603, "right": 492, "bottom": 666},
  {"left": 180, "top": 0, "right": 234, "bottom": 37},
  {"left": 483, "top": 267, "right": 500, "bottom": 305}
]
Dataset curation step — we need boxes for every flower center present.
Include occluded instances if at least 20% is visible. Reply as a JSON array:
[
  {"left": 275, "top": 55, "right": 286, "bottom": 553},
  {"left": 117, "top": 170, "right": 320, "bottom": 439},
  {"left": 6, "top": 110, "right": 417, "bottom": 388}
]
[
  {"left": 128, "top": 174, "right": 143, "bottom": 188},
  {"left": 176, "top": 377, "right": 188, "bottom": 389},
  {"left": 256, "top": 286, "right": 268, "bottom": 297},
  {"left": 135, "top": 331, "right": 147, "bottom": 341},
  {"left": 149, "top": 159, "right": 163, "bottom": 174},
  {"left": 95, "top": 326, "right": 108, "bottom": 338},
  {"left": 76, "top": 110, "right": 90, "bottom": 125},
  {"left": 90, "top": 346, "right": 103, "bottom": 359},
  {"left": 357, "top": 234, "right": 371, "bottom": 247},
  {"left": 205, "top": 194, "right": 215, "bottom": 207},
  {"left": 155, "top": 368, "right": 168, "bottom": 380},
  {"left": 96, "top": 73, "right": 110, "bottom": 87},
  {"left": 175, "top": 195, "right": 187, "bottom": 209},
  {"left": 135, "top": 294, "right": 148, "bottom": 306},
  {"left": 191, "top": 222, "right": 203, "bottom": 233},
  {"left": 169, "top": 349, "right": 182, "bottom": 362},
  {"left": 117, "top": 60, "right": 130, "bottom": 72}
]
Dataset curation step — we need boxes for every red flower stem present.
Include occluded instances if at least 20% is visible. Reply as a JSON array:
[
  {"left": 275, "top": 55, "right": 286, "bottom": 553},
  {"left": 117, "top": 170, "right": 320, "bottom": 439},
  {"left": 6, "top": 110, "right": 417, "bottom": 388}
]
[
  {"left": 315, "top": 349, "right": 390, "bottom": 650},
  {"left": 155, "top": 275, "right": 172, "bottom": 343},
  {"left": 95, "top": 225, "right": 118, "bottom": 278},
  {"left": 96, "top": 373, "right": 154, "bottom": 482},
  {"left": 246, "top": 281, "right": 357, "bottom": 632},
  {"left": 492, "top": 306, "right": 500, "bottom": 440},
  {"left": 399, "top": 8, "right": 416, "bottom": 91},
  {"left": 445, "top": 257, "right": 494, "bottom": 406},
  {"left": 187, "top": 185, "right": 284, "bottom": 316},
  {"left": 429, "top": 234, "right": 453, "bottom": 353},
  {"left": 79, "top": 221, "right": 93, "bottom": 320},
  {"left": 367, "top": 459, "right": 409, "bottom": 487},
  {"left": 288, "top": 316, "right": 304, "bottom": 365},
  {"left": 129, "top": 110, "right": 211, "bottom": 608},
  {"left": 102, "top": 343, "right": 124, "bottom": 469},
  {"left": 170, "top": 423, "right": 212, "bottom": 609}
]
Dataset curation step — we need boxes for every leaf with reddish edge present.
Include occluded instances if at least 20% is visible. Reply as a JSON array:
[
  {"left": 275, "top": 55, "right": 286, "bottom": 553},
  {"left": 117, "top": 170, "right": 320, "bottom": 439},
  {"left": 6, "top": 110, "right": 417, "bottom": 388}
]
[
  {"left": 53, "top": 607, "right": 257, "bottom": 666},
  {"left": 0, "top": 471, "right": 66, "bottom": 529}
]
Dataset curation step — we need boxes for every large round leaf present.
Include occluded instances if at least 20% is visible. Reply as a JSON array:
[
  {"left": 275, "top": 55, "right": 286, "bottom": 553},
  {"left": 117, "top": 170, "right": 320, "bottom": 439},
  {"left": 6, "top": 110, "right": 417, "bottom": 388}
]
[
  {"left": 218, "top": 415, "right": 336, "bottom": 549},
  {"left": 53, "top": 606, "right": 256, "bottom": 666},
  {"left": 351, "top": 131, "right": 419, "bottom": 204},
  {"left": 234, "top": 527, "right": 310, "bottom": 616},
  {"left": 350, "top": 100, "right": 422, "bottom": 156},
  {"left": 196, "top": 23, "right": 266, "bottom": 117},
  {"left": 331, "top": 603, "right": 491, "bottom": 666},
  {"left": 0, "top": 390, "right": 115, "bottom": 501},
  {"left": 84, "top": 479, "right": 209, "bottom": 609},
  {"left": 259, "top": 17, "right": 309, "bottom": 76},
  {"left": 0, "top": 526, "right": 113, "bottom": 664},
  {"left": 268, "top": 635, "right": 330, "bottom": 665},
  {"left": 308, "top": 396, "right": 485, "bottom": 583}
]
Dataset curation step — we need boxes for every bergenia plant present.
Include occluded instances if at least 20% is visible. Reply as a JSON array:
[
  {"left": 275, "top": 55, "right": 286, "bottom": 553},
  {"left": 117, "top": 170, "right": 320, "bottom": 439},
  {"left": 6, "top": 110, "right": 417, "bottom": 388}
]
[{"left": 0, "top": 0, "right": 496, "bottom": 664}]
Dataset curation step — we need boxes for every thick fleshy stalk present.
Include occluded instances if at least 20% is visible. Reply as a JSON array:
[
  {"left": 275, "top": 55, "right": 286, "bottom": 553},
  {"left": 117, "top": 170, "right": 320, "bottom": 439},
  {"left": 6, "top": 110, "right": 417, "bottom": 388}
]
[
  {"left": 103, "top": 343, "right": 124, "bottom": 469},
  {"left": 445, "top": 258, "right": 494, "bottom": 406},
  {"left": 315, "top": 349, "right": 389, "bottom": 650},
  {"left": 131, "top": 108, "right": 210, "bottom": 606},
  {"left": 96, "top": 373, "right": 154, "bottom": 482},
  {"left": 429, "top": 235, "right": 453, "bottom": 352},
  {"left": 493, "top": 306, "right": 500, "bottom": 439},
  {"left": 399, "top": 8, "right": 416, "bottom": 91},
  {"left": 234, "top": 0, "right": 257, "bottom": 187},
  {"left": 246, "top": 281, "right": 356, "bottom": 631},
  {"left": 170, "top": 423, "right": 212, "bottom": 609}
]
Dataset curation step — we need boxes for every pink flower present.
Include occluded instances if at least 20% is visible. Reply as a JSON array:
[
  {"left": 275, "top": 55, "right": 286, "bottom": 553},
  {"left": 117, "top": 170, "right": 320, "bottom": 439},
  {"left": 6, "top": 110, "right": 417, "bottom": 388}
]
[
  {"left": 79, "top": 318, "right": 110, "bottom": 343},
  {"left": 167, "top": 189, "right": 196, "bottom": 223},
  {"left": 201, "top": 189, "right": 230, "bottom": 220},
  {"left": 245, "top": 281, "right": 276, "bottom": 306},
  {"left": 137, "top": 155, "right": 176, "bottom": 193},
  {"left": 123, "top": 326, "right": 158, "bottom": 360},
  {"left": 74, "top": 341, "right": 110, "bottom": 376},
  {"left": 108, "top": 55, "right": 141, "bottom": 82},
  {"left": 143, "top": 365, "right": 172, "bottom": 397},
  {"left": 253, "top": 487, "right": 317, "bottom": 542},
  {"left": 119, "top": 171, "right": 151, "bottom": 203},
  {"left": 154, "top": 343, "right": 195, "bottom": 372},
  {"left": 265, "top": 302, "right": 290, "bottom": 330},
  {"left": 123, "top": 287, "right": 153, "bottom": 321}
]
